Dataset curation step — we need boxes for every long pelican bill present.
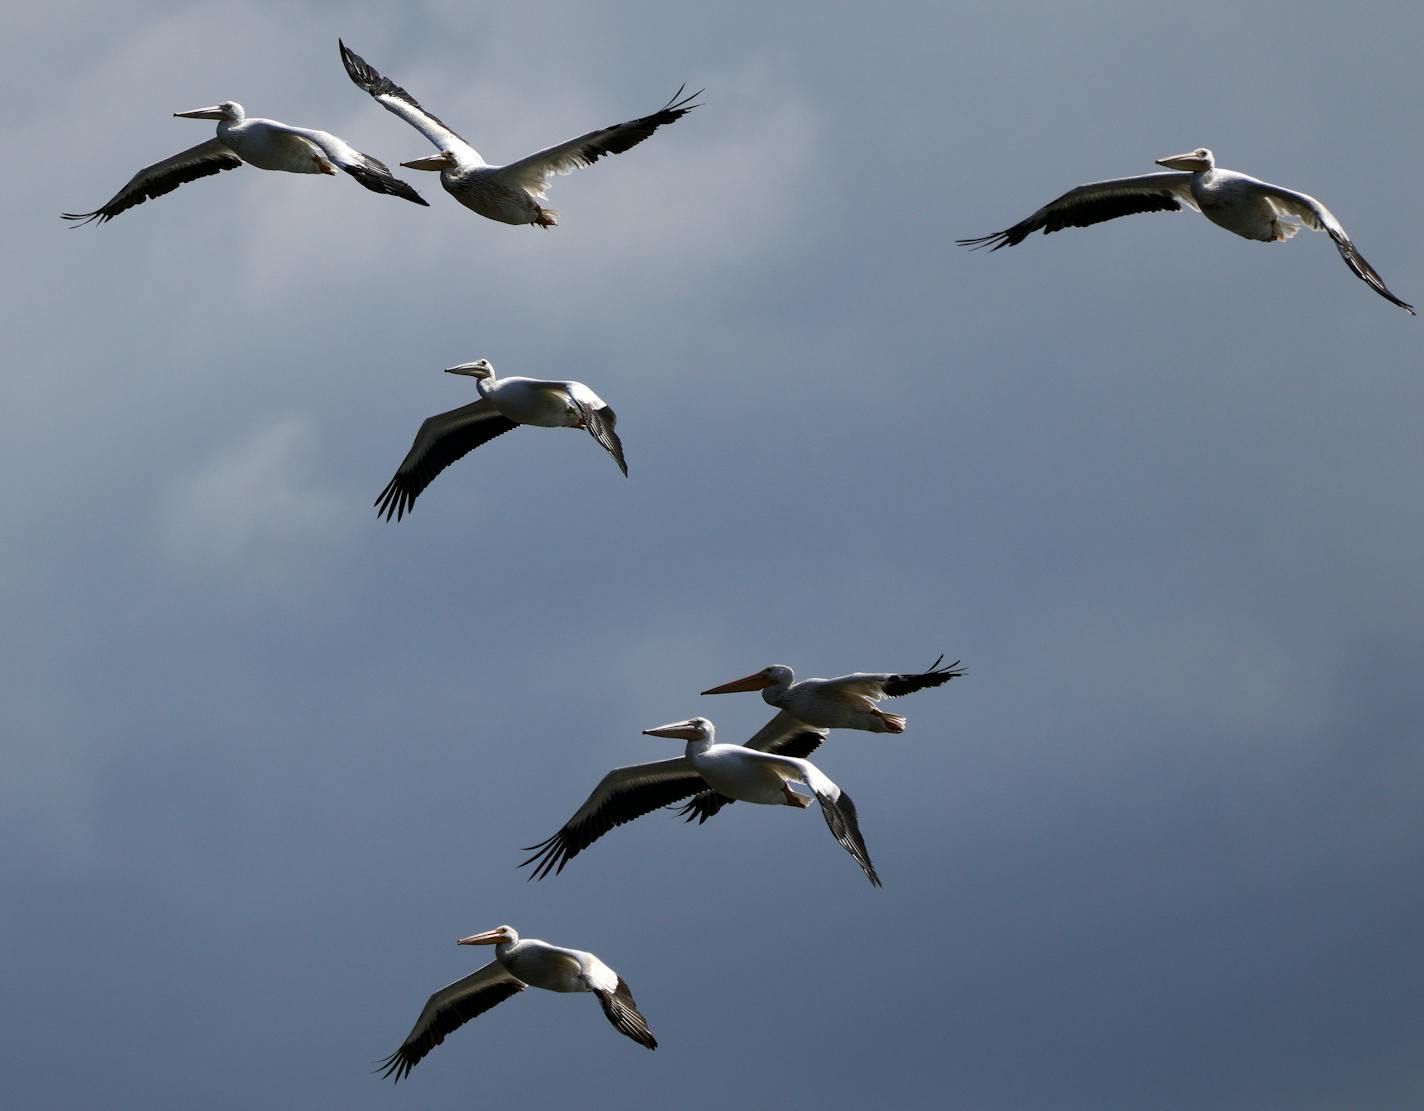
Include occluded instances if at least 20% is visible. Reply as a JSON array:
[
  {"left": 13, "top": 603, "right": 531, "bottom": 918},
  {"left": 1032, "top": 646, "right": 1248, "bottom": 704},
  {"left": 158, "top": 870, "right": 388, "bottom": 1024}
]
[
  {"left": 400, "top": 154, "right": 450, "bottom": 171},
  {"left": 457, "top": 928, "right": 507, "bottom": 946},
  {"left": 701, "top": 671, "right": 773, "bottom": 695},
  {"left": 1155, "top": 150, "right": 1210, "bottom": 171},
  {"left": 444, "top": 362, "right": 491, "bottom": 378},
  {"left": 641, "top": 719, "right": 703, "bottom": 740},
  {"left": 173, "top": 106, "right": 229, "bottom": 120}
]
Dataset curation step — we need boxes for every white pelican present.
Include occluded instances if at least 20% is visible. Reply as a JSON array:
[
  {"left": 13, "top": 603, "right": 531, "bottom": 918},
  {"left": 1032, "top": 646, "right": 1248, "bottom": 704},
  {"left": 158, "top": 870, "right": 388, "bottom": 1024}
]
[
  {"left": 520, "top": 717, "right": 881, "bottom": 887},
  {"left": 62, "top": 101, "right": 426, "bottom": 225},
  {"left": 339, "top": 40, "right": 699, "bottom": 228},
  {"left": 702, "top": 655, "right": 966, "bottom": 734},
  {"left": 958, "top": 148, "right": 1414, "bottom": 313},
  {"left": 379, "top": 924, "right": 656, "bottom": 1082},
  {"left": 376, "top": 358, "right": 627, "bottom": 521}
]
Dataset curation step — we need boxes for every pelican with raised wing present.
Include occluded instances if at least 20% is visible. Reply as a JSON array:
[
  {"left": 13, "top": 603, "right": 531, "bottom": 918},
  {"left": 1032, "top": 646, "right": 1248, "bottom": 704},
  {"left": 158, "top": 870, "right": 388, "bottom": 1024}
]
[
  {"left": 520, "top": 717, "right": 880, "bottom": 886},
  {"left": 958, "top": 148, "right": 1413, "bottom": 313},
  {"left": 62, "top": 101, "right": 425, "bottom": 225},
  {"left": 376, "top": 358, "right": 626, "bottom": 521},
  {"left": 702, "top": 655, "right": 966, "bottom": 734},
  {"left": 340, "top": 40, "right": 699, "bottom": 228},
  {"left": 378, "top": 925, "right": 655, "bottom": 1083}
]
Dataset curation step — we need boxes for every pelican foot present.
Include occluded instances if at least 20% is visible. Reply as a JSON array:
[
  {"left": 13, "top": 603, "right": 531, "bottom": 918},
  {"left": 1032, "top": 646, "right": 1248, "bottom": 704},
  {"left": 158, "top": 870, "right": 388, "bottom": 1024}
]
[{"left": 782, "top": 783, "right": 813, "bottom": 809}]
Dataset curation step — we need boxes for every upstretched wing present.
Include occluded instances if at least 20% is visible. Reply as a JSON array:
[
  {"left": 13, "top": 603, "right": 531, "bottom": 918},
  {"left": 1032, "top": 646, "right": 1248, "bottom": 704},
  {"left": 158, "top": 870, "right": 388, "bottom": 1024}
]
[
  {"left": 520, "top": 757, "right": 706, "bottom": 879},
  {"left": 1255, "top": 181, "right": 1414, "bottom": 314},
  {"left": 376, "top": 962, "right": 525, "bottom": 1083},
  {"left": 339, "top": 39, "right": 484, "bottom": 162},
  {"left": 62, "top": 138, "right": 243, "bottom": 226},
  {"left": 957, "top": 171, "right": 1197, "bottom": 250},
  {"left": 676, "top": 713, "right": 827, "bottom": 824},
  {"left": 499, "top": 86, "right": 700, "bottom": 199},
  {"left": 375, "top": 399, "right": 520, "bottom": 521}
]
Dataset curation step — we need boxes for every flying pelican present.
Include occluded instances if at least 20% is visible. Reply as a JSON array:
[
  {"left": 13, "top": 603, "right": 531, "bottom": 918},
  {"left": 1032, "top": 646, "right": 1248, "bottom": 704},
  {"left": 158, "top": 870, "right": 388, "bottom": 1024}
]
[
  {"left": 701, "top": 655, "right": 966, "bottom": 734},
  {"left": 375, "top": 358, "right": 626, "bottom": 521},
  {"left": 957, "top": 148, "right": 1414, "bottom": 313},
  {"left": 379, "top": 924, "right": 656, "bottom": 1082},
  {"left": 62, "top": 101, "right": 426, "bottom": 225},
  {"left": 520, "top": 716, "right": 881, "bottom": 886},
  {"left": 339, "top": 40, "right": 699, "bottom": 228}
]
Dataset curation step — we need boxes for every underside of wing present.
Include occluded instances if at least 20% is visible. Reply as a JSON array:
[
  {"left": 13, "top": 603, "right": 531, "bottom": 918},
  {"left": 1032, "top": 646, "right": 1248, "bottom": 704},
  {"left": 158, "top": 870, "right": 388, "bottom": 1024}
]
[
  {"left": 376, "top": 400, "right": 519, "bottom": 522},
  {"left": 520, "top": 758, "right": 706, "bottom": 879},
  {"left": 62, "top": 138, "right": 242, "bottom": 226},
  {"left": 595, "top": 977, "right": 658, "bottom": 1049},
  {"left": 1259, "top": 183, "right": 1415, "bottom": 314},
  {"left": 339, "top": 39, "right": 482, "bottom": 161},
  {"left": 573, "top": 399, "right": 628, "bottom": 476},
  {"left": 377, "top": 964, "right": 524, "bottom": 1083},
  {"left": 501, "top": 86, "right": 700, "bottom": 197},
  {"left": 957, "top": 172, "right": 1196, "bottom": 250},
  {"left": 278, "top": 122, "right": 429, "bottom": 205},
  {"left": 818, "top": 788, "right": 881, "bottom": 887}
]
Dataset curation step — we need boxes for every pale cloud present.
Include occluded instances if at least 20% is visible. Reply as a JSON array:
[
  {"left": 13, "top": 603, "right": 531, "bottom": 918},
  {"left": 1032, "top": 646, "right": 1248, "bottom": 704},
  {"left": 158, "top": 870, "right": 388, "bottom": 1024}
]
[{"left": 156, "top": 415, "right": 348, "bottom": 583}]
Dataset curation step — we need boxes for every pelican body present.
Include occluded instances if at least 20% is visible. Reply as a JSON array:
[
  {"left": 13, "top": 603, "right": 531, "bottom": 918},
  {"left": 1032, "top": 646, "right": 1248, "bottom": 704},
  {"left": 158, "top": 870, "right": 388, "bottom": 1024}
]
[
  {"left": 376, "top": 358, "right": 626, "bottom": 521},
  {"left": 379, "top": 924, "right": 655, "bottom": 1082},
  {"left": 521, "top": 717, "right": 880, "bottom": 886},
  {"left": 340, "top": 40, "right": 699, "bottom": 228},
  {"left": 959, "top": 148, "right": 1413, "bottom": 313},
  {"left": 702, "top": 656, "right": 965, "bottom": 734},
  {"left": 63, "top": 101, "right": 424, "bottom": 225}
]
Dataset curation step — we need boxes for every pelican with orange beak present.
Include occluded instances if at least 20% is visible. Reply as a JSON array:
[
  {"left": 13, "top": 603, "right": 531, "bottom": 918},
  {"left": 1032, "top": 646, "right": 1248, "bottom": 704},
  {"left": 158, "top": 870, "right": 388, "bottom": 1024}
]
[
  {"left": 378, "top": 924, "right": 656, "bottom": 1082},
  {"left": 958, "top": 147, "right": 1413, "bottom": 312},
  {"left": 63, "top": 100, "right": 425, "bottom": 225},
  {"left": 702, "top": 656, "right": 966, "bottom": 735}
]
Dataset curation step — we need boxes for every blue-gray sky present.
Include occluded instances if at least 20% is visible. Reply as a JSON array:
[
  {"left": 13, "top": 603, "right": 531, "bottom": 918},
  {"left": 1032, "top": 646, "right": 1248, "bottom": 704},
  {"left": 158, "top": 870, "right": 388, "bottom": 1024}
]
[{"left": 3, "top": 1, "right": 1422, "bottom": 1108}]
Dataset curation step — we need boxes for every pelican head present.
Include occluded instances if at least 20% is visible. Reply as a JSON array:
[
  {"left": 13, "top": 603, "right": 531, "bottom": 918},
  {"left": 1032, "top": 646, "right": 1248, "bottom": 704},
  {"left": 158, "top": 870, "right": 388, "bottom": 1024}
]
[
  {"left": 643, "top": 717, "right": 715, "bottom": 743},
  {"left": 1155, "top": 147, "right": 1215, "bottom": 172},
  {"left": 458, "top": 924, "right": 519, "bottom": 946},
  {"left": 701, "top": 665, "right": 793, "bottom": 696},
  {"left": 401, "top": 150, "right": 460, "bottom": 172},
  {"left": 445, "top": 358, "right": 495, "bottom": 381},
  {"left": 174, "top": 101, "right": 243, "bottom": 122}
]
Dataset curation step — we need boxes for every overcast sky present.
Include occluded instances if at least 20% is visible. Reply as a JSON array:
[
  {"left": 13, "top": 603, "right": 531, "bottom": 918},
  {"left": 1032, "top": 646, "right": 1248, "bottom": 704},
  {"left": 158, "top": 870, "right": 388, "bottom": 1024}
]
[{"left": 3, "top": 1, "right": 1422, "bottom": 1108}]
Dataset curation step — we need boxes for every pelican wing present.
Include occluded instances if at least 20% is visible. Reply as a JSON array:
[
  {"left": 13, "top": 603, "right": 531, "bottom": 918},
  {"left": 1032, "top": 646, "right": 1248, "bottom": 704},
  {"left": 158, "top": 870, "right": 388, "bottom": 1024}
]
[
  {"left": 957, "top": 171, "right": 1198, "bottom": 250},
  {"left": 499, "top": 86, "right": 700, "bottom": 198},
  {"left": 726, "top": 749, "right": 882, "bottom": 887},
  {"left": 339, "top": 39, "right": 483, "bottom": 162},
  {"left": 827, "top": 655, "right": 967, "bottom": 700},
  {"left": 520, "top": 757, "right": 705, "bottom": 879},
  {"left": 1254, "top": 182, "right": 1414, "bottom": 314},
  {"left": 266, "top": 122, "right": 427, "bottom": 205},
  {"left": 816, "top": 786, "right": 881, "bottom": 887},
  {"left": 594, "top": 977, "right": 658, "bottom": 1050},
  {"left": 676, "top": 714, "right": 827, "bottom": 824},
  {"left": 569, "top": 395, "right": 628, "bottom": 476},
  {"left": 376, "top": 399, "right": 519, "bottom": 521},
  {"left": 62, "top": 138, "right": 243, "bottom": 226},
  {"left": 377, "top": 961, "right": 525, "bottom": 1083}
]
